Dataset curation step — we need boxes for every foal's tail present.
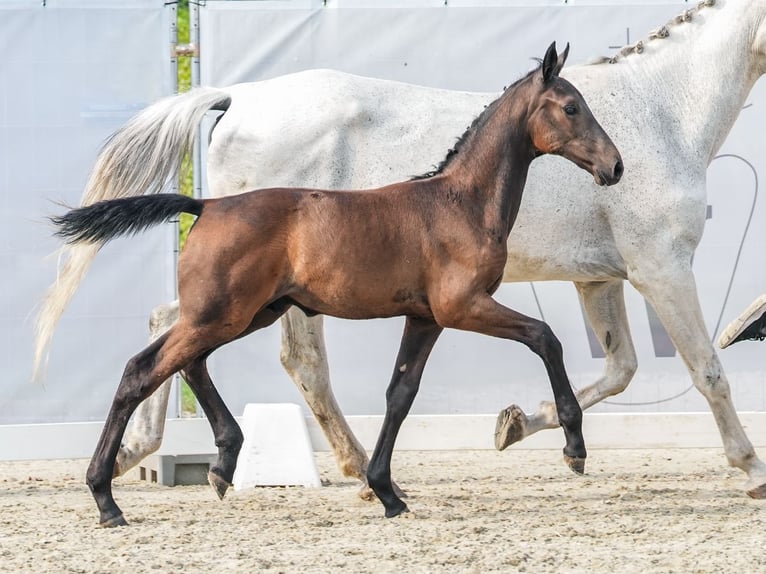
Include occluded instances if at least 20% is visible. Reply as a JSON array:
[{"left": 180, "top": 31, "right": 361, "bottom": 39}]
[
  {"left": 51, "top": 195, "right": 204, "bottom": 245},
  {"left": 33, "top": 88, "right": 230, "bottom": 381}
]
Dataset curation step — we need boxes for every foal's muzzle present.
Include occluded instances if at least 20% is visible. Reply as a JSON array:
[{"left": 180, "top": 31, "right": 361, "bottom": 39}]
[{"left": 596, "top": 158, "right": 623, "bottom": 187}]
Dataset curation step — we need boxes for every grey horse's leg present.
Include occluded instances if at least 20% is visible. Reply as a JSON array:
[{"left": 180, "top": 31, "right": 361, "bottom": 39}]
[
  {"left": 279, "top": 307, "right": 379, "bottom": 499},
  {"left": 113, "top": 300, "right": 179, "bottom": 477},
  {"left": 629, "top": 264, "right": 766, "bottom": 497},
  {"left": 495, "top": 280, "right": 638, "bottom": 446}
]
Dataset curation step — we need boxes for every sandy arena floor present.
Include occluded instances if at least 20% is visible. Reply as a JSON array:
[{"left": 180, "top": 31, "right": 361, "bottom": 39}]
[{"left": 1, "top": 448, "right": 765, "bottom": 573}]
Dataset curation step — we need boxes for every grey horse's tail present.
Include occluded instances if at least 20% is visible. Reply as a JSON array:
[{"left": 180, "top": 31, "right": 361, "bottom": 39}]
[{"left": 33, "top": 88, "right": 230, "bottom": 382}]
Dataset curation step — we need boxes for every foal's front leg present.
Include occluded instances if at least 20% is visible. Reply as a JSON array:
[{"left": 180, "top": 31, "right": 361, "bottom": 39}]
[
  {"left": 367, "top": 317, "right": 443, "bottom": 517},
  {"left": 440, "top": 294, "right": 586, "bottom": 473},
  {"left": 497, "top": 279, "right": 638, "bottom": 446}
]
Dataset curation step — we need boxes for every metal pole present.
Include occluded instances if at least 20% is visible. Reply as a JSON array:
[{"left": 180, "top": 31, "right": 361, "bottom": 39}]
[
  {"left": 191, "top": 1, "right": 202, "bottom": 201},
  {"left": 168, "top": 1, "right": 182, "bottom": 419},
  {"left": 190, "top": 1, "right": 204, "bottom": 418}
]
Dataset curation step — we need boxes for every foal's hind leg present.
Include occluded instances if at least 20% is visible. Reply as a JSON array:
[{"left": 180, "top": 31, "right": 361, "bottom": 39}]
[
  {"left": 87, "top": 328, "right": 205, "bottom": 527},
  {"left": 181, "top": 356, "right": 243, "bottom": 500},
  {"left": 280, "top": 308, "right": 377, "bottom": 499},
  {"left": 183, "top": 304, "right": 288, "bottom": 500},
  {"left": 115, "top": 300, "right": 179, "bottom": 477},
  {"left": 496, "top": 280, "right": 638, "bottom": 445}
]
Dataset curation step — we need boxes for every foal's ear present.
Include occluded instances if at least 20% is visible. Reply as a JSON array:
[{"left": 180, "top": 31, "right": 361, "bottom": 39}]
[
  {"left": 541, "top": 41, "right": 559, "bottom": 83},
  {"left": 553, "top": 42, "right": 570, "bottom": 76}
]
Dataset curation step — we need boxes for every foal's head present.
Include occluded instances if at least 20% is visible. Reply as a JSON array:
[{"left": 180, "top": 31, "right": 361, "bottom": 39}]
[{"left": 527, "top": 42, "right": 623, "bottom": 186}]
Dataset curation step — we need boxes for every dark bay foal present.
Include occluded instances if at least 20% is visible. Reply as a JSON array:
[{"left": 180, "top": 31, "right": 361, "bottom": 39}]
[{"left": 50, "top": 42, "right": 623, "bottom": 526}]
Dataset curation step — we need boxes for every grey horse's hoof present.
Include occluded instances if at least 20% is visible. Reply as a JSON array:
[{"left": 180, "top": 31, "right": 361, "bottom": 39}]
[
  {"left": 494, "top": 405, "right": 528, "bottom": 451},
  {"left": 746, "top": 482, "right": 766, "bottom": 499},
  {"left": 359, "top": 480, "right": 407, "bottom": 502}
]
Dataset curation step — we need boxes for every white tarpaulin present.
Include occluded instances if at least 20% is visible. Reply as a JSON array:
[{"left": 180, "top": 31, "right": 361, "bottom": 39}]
[
  {"left": 0, "top": 0, "right": 174, "bottom": 423},
  {"left": 197, "top": 1, "right": 766, "bottom": 417}
]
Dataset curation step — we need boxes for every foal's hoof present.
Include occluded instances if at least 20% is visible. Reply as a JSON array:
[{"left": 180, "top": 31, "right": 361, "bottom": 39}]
[
  {"left": 564, "top": 455, "right": 586, "bottom": 475},
  {"left": 100, "top": 514, "right": 128, "bottom": 528},
  {"left": 494, "top": 405, "right": 528, "bottom": 451},
  {"left": 746, "top": 482, "right": 766, "bottom": 499},
  {"left": 208, "top": 470, "right": 231, "bottom": 501},
  {"left": 385, "top": 504, "right": 410, "bottom": 518}
]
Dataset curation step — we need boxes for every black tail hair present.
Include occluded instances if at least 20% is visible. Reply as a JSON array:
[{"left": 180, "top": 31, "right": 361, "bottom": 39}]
[{"left": 50, "top": 194, "right": 204, "bottom": 245}]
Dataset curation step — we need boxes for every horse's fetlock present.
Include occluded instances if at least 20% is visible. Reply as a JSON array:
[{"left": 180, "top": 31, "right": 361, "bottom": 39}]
[
  {"left": 557, "top": 402, "right": 583, "bottom": 429},
  {"left": 340, "top": 459, "right": 366, "bottom": 480},
  {"left": 366, "top": 463, "right": 389, "bottom": 492},
  {"left": 216, "top": 427, "right": 244, "bottom": 453},
  {"left": 86, "top": 468, "right": 108, "bottom": 494}
]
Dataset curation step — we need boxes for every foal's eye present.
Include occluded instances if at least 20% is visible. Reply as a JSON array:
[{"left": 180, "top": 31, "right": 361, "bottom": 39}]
[{"left": 564, "top": 103, "right": 578, "bottom": 116}]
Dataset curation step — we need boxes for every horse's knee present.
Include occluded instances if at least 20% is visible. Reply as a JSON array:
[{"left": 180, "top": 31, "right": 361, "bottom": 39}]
[
  {"left": 527, "top": 321, "right": 563, "bottom": 361},
  {"left": 691, "top": 357, "right": 731, "bottom": 401}
]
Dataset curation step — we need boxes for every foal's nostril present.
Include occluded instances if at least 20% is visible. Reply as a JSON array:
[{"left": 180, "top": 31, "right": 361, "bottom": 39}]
[{"left": 613, "top": 160, "right": 624, "bottom": 180}]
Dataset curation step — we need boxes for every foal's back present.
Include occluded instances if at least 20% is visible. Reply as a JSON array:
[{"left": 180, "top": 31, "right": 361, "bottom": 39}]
[{"left": 180, "top": 182, "right": 483, "bottom": 321}]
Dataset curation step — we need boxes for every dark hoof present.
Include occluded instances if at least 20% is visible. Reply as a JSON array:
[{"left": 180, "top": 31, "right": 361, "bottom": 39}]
[
  {"left": 208, "top": 470, "right": 231, "bottom": 501},
  {"left": 100, "top": 514, "right": 128, "bottom": 528},
  {"left": 385, "top": 504, "right": 409, "bottom": 518},
  {"left": 564, "top": 455, "right": 586, "bottom": 475},
  {"left": 494, "top": 405, "right": 527, "bottom": 451},
  {"left": 746, "top": 482, "right": 766, "bottom": 499}
]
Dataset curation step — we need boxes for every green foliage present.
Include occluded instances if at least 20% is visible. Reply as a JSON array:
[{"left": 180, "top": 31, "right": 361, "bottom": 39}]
[
  {"left": 177, "top": 1, "right": 198, "bottom": 416},
  {"left": 177, "top": 0, "right": 195, "bottom": 251}
]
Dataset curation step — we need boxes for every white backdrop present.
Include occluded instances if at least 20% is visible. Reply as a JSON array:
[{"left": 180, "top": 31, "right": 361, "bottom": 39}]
[
  {"left": 2, "top": 1, "right": 764, "bottom": 433},
  {"left": 197, "top": 1, "right": 766, "bottom": 417},
  {"left": 0, "top": 0, "right": 174, "bottom": 423}
]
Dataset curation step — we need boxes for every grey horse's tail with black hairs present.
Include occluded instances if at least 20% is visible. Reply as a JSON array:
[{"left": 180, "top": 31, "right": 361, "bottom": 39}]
[{"left": 51, "top": 194, "right": 204, "bottom": 245}]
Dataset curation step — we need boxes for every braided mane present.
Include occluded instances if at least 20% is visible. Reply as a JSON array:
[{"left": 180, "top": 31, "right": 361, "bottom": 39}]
[{"left": 590, "top": 0, "right": 717, "bottom": 65}]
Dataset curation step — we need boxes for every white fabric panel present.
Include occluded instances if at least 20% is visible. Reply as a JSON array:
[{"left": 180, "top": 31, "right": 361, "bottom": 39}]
[
  {"left": 0, "top": 2, "right": 173, "bottom": 423},
  {"left": 196, "top": 1, "right": 766, "bottom": 417}
]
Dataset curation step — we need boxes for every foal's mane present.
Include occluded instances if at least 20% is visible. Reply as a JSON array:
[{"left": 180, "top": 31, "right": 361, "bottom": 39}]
[
  {"left": 590, "top": 0, "right": 717, "bottom": 65},
  {"left": 411, "top": 65, "right": 539, "bottom": 181}
]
